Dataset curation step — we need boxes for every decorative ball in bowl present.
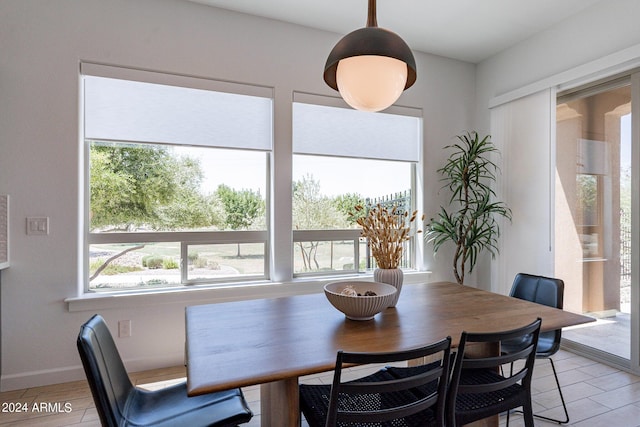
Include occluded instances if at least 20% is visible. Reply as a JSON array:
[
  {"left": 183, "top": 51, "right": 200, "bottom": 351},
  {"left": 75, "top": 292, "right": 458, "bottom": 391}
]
[{"left": 324, "top": 281, "right": 397, "bottom": 321}]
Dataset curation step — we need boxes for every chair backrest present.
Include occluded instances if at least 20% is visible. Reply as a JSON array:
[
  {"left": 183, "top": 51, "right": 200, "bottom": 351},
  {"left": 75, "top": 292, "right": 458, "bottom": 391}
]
[
  {"left": 511, "top": 273, "right": 564, "bottom": 309},
  {"left": 326, "top": 337, "right": 451, "bottom": 427},
  {"left": 511, "top": 273, "right": 564, "bottom": 354},
  {"left": 77, "top": 314, "right": 134, "bottom": 427},
  {"left": 447, "top": 318, "right": 542, "bottom": 424}
]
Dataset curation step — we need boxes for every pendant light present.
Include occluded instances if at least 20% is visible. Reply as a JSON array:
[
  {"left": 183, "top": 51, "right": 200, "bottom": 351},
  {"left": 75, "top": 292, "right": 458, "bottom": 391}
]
[{"left": 323, "top": 0, "right": 416, "bottom": 112}]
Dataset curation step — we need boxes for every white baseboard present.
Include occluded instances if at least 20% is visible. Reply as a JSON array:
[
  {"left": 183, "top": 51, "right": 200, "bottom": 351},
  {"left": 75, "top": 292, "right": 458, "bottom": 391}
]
[
  {"left": 1, "top": 352, "right": 184, "bottom": 392},
  {"left": 1, "top": 365, "right": 87, "bottom": 392}
]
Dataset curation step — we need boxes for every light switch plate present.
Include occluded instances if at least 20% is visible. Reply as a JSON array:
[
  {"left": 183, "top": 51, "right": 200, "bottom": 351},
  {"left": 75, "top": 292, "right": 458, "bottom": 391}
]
[{"left": 26, "top": 217, "right": 49, "bottom": 235}]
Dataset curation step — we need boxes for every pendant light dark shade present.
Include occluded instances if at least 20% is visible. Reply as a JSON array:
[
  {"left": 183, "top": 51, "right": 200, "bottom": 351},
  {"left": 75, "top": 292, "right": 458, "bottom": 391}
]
[{"left": 324, "top": 0, "right": 416, "bottom": 112}]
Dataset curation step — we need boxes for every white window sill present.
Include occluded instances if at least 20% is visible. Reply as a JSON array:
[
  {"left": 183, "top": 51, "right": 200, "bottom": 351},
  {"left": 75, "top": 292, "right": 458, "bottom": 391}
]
[{"left": 65, "top": 270, "right": 431, "bottom": 312}]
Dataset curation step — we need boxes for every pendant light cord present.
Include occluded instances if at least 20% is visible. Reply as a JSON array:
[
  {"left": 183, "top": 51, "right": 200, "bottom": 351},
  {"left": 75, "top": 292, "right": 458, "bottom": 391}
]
[{"left": 367, "top": 0, "right": 377, "bottom": 27}]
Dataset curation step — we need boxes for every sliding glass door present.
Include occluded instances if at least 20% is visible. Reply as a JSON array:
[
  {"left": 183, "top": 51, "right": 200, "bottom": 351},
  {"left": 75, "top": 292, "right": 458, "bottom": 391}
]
[{"left": 555, "top": 76, "right": 635, "bottom": 367}]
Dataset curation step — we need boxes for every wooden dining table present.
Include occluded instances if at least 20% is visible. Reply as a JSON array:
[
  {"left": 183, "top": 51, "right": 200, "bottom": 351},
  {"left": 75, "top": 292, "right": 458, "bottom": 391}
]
[{"left": 185, "top": 281, "right": 594, "bottom": 427}]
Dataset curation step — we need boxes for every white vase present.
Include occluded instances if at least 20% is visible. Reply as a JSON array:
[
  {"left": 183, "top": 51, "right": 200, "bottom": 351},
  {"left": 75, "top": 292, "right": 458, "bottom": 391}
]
[{"left": 374, "top": 268, "right": 403, "bottom": 307}]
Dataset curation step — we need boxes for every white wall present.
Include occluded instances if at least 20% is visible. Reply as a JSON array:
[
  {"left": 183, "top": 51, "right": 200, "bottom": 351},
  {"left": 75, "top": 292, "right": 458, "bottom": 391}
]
[
  {"left": 474, "top": 0, "right": 640, "bottom": 290},
  {"left": 476, "top": 0, "right": 640, "bottom": 131},
  {"left": 0, "top": 0, "right": 475, "bottom": 390}
]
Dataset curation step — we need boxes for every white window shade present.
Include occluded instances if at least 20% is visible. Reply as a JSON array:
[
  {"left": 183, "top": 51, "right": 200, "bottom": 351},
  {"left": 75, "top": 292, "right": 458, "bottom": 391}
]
[
  {"left": 293, "top": 102, "right": 421, "bottom": 162},
  {"left": 84, "top": 76, "right": 273, "bottom": 151},
  {"left": 489, "top": 88, "right": 555, "bottom": 295}
]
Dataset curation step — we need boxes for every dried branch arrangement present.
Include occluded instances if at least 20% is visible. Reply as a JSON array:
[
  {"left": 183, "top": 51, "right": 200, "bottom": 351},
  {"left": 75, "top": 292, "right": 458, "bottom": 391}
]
[{"left": 354, "top": 204, "right": 421, "bottom": 269}]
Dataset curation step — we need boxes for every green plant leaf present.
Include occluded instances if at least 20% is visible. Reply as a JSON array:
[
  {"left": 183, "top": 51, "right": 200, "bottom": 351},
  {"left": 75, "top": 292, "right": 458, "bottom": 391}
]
[{"left": 425, "top": 132, "right": 511, "bottom": 284}]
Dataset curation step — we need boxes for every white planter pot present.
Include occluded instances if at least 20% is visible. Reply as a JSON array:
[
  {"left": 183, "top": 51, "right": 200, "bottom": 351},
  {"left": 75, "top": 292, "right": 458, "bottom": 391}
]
[{"left": 374, "top": 268, "right": 403, "bottom": 307}]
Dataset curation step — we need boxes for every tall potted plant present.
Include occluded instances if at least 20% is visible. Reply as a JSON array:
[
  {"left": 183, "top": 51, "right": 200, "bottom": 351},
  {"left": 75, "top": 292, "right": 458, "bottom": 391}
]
[{"left": 425, "top": 132, "right": 511, "bottom": 285}]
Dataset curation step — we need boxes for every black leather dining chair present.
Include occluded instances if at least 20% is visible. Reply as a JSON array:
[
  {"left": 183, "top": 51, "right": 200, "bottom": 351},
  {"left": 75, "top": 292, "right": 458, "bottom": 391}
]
[
  {"left": 502, "top": 273, "right": 569, "bottom": 424},
  {"left": 446, "top": 318, "right": 541, "bottom": 427},
  {"left": 299, "top": 337, "right": 452, "bottom": 427},
  {"left": 77, "top": 314, "right": 253, "bottom": 427}
]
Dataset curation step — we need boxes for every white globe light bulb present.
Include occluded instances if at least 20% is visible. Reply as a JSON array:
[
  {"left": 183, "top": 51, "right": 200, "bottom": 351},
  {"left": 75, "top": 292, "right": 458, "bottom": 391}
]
[{"left": 336, "top": 55, "right": 408, "bottom": 112}]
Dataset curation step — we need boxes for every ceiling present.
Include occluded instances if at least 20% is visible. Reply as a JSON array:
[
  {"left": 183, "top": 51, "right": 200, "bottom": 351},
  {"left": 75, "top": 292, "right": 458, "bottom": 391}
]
[{"left": 187, "top": 0, "right": 604, "bottom": 63}]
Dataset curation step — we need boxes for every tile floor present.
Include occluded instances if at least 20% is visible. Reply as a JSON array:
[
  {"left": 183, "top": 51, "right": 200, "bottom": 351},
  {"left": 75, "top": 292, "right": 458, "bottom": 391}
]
[
  {"left": 1, "top": 349, "right": 640, "bottom": 426},
  {"left": 494, "top": 349, "right": 640, "bottom": 427},
  {"left": 563, "top": 312, "right": 631, "bottom": 360}
]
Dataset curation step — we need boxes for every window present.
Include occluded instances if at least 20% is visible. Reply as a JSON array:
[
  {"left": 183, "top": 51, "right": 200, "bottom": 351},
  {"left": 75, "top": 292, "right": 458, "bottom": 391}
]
[
  {"left": 82, "top": 64, "right": 272, "bottom": 292},
  {"left": 292, "top": 98, "right": 422, "bottom": 276},
  {"left": 556, "top": 75, "right": 634, "bottom": 363}
]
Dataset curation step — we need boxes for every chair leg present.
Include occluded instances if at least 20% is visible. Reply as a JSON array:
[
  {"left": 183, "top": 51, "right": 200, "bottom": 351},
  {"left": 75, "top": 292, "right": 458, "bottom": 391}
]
[
  {"left": 504, "top": 362, "right": 512, "bottom": 427},
  {"left": 522, "top": 395, "right": 535, "bottom": 427},
  {"left": 506, "top": 358, "right": 569, "bottom": 425},
  {"left": 532, "top": 357, "right": 569, "bottom": 424}
]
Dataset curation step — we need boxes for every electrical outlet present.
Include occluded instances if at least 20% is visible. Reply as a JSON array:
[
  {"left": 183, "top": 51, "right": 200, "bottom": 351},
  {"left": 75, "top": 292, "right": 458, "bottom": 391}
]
[{"left": 118, "top": 320, "right": 132, "bottom": 338}]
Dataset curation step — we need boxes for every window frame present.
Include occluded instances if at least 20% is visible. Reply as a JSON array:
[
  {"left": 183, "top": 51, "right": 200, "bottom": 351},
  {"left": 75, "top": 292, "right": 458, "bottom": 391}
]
[
  {"left": 79, "top": 66, "right": 425, "bottom": 295},
  {"left": 81, "top": 63, "right": 273, "bottom": 292},
  {"left": 290, "top": 93, "right": 423, "bottom": 277}
]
